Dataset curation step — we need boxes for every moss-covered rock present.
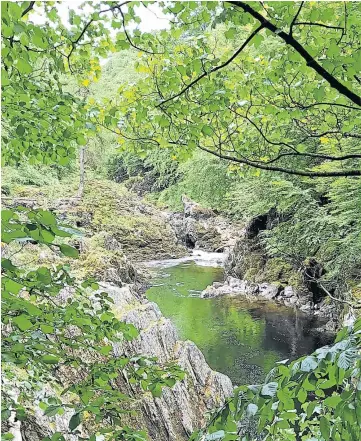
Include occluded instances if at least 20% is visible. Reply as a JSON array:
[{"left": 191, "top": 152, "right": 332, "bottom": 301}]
[{"left": 66, "top": 180, "right": 186, "bottom": 261}]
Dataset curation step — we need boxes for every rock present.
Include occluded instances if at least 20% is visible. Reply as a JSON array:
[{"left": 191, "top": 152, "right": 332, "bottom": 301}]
[
  {"left": 258, "top": 283, "right": 280, "bottom": 300},
  {"left": 283, "top": 286, "right": 295, "bottom": 298},
  {"left": 11, "top": 282, "right": 233, "bottom": 441},
  {"left": 201, "top": 277, "right": 258, "bottom": 299},
  {"left": 106, "top": 283, "right": 233, "bottom": 440},
  {"left": 181, "top": 195, "right": 215, "bottom": 219},
  {"left": 167, "top": 199, "right": 242, "bottom": 253},
  {"left": 201, "top": 277, "right": 306, "bottom": 310}
]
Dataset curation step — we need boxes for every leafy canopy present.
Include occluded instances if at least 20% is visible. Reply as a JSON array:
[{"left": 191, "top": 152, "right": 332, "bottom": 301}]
[
  {"left": 95, "top": 1, "right": 361, "bottom": 178},
  {"left": 2, "top": 2, "right": 361, "bottom": 441}
]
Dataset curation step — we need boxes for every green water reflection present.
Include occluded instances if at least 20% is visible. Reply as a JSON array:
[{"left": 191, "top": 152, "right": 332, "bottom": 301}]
[{"left": 146, "top": 261, "right": 328, "bottom": 385}]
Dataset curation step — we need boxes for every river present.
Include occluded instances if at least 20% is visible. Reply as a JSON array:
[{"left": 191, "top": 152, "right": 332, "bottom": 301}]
[{"left": 145, "top": 253, "right": 330, "bottom": 385}]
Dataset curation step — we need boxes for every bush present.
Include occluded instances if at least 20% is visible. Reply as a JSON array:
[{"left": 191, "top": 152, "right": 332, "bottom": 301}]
[{"left": 1, "top": 164, "right": 60, "bottom": 193}]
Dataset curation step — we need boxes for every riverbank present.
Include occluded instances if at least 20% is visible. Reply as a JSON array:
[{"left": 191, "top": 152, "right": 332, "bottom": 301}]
[
  {"left": 145, "top": 257, "right": 332, "bottom": 385},
  {"left": 0, "top": 179, "right": 346, "bottom": 441}
]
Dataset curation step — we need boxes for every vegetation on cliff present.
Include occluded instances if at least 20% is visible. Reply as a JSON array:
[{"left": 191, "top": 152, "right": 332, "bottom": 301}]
[{"left": 1, "top": 1, "right": 361, "bottom": 441}]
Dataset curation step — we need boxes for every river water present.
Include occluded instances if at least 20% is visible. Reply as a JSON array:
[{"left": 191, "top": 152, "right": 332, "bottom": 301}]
[{"left": 145, "top": 254, "right": 330, "bottom": 385}]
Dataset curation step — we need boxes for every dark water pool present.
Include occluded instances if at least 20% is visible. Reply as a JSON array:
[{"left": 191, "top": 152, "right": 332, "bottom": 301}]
[{"left": 146, "top": 260, "right": 330, "bottom": 385}]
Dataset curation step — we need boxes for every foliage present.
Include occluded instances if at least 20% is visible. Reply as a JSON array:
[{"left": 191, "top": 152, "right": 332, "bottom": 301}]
[
  {"left": 191, "top": 319, "right": 361, "bottom": 441},
  {"left": 99, "top": 2, "right": 361, "bottom": 178},
  {"left": 1, "top": 164, "right": 60, "bottom": 195},
  {"left": 2, "top": 2, "right": 361, "bottom": 441},
  {"left": 226, "top": 173, "right": 361, "bottom": 295},
  {"left": 1, "top": 206, "right": 184, "bottom": 441},
  {"left": 1, "top": 1, "right": 163, "bottom": 165},
  {"left": 156, "top": 151, "right": 234, "bottom": 211},
  {"left": 1, "top": 3, "right": 186, "bottom": 439}
]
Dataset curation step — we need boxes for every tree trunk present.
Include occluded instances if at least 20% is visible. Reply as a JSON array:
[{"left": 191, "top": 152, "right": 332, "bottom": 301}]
[{"left": 76, "top": 146, "right": 86, "bottom": 199}]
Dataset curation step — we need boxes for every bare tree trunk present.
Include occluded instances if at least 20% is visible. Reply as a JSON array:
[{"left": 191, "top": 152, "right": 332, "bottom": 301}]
[{"left": 76, "top": 146, "right": 86, "bottom": 199}]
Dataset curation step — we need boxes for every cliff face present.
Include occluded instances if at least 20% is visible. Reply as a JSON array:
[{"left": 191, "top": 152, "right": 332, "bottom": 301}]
[
  {"left": 11, "top": 283, "right": 232, "bottom": 441},
  {"left": 107, "top": 283, "right": 233, "bottom": 440}
]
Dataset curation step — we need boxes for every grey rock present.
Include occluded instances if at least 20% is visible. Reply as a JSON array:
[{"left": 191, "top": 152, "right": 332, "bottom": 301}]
[
  {"left": 258, "top": 283, "right": 280, "bottom": 300},
  {"left": 282, "top": 286, "right": 295, "bottom": 298},
  {"left": 105, "top": 283, "right": 233, "bottom": 440},
  {"left": 13, "top": 282, "right": 233, "bottom": 441}
]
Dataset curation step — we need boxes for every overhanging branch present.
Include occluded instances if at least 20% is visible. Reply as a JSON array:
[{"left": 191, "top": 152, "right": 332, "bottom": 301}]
[
  {"left": 157, "top": 24, "right": 265, "bottom": 107},
  {"left": 198, "top": 145, "right": 361, "bottom": 177},
  {"left": 228, "top": 1, "right": 361, "bottom": 106}
]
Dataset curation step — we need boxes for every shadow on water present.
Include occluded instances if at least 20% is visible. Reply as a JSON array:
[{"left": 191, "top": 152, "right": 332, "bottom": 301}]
[{"left": 145, "top": 260, "right": 331, "bottom": 385}]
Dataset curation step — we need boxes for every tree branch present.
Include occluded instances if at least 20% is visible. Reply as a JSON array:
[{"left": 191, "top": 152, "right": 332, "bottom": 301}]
[
  {"left": 197, "top": 144, "right": 361, "bottom": 177},
  {"left": 228, "top": 1, "right": 361, "bottom": 106},
  {"left": 157, "top": 24, "right": 265, "bottom": 107},
  {"left": 118, "top": 7, "right": 163, "bottom": 55},
  {"left": 21, "top": 1, "right": 35, "bottom": 18},
  {"left": 293, "top": 21, "right": 344, "bottom": 31},
  {"left": 290, "top": 1, "right": 304, "bottom": 36}
]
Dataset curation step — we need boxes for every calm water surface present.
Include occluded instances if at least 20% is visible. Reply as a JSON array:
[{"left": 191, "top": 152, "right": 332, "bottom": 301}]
[{"left": 146, "top": 260, "right": 329, "bottom": 385}]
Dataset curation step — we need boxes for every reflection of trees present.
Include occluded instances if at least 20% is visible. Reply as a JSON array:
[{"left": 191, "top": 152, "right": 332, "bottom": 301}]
[
  {"left": 146, "top": 263, "right": 329, "bottom": 385},
  {"left": 215, "top": 300, "right": 265, "bottom": 348},
  {"left": 261, "top": 310, "right": 330, "bottom": 359}
]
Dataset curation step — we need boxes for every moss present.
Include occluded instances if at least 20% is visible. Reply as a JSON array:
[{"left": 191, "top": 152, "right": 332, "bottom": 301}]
[
  {"left": 260, "top": 258, "right": 294, "bottom": 284},
  {"left": 288, "top": 272, "right": 304, "bottom": 289},
  {"left": 74, "top": 232, "right": 136, "bottom": 283},
  {"left": 70, "top": 179, "right": 185, "bottom": 260},
  {"left": 232, "top": 242, "right": 305, "bottom": 289},
  {"left": 241, "top": 253, "right": 264, "bottom": 282}
]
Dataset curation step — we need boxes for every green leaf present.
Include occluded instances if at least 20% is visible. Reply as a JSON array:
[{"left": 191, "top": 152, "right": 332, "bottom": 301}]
[
  {"left": 225, "top": 28, "right": 236, "bottom": 39},
  {"left": 17, "top": 59, "right": 32, "bottom": 74},
  {"left": 149, "top": 383, "right": 162, "bottom": 398},
  {"left": 69, "top": 412, "right": 81, "bottom": 431},
  {"left": 324, "top": 395, "right": 342, "bottom": 408},
  {"left": 13, "top": 315, "right": 33, "bottom": 331},
  {"left": 320, "top": 415, "right": 330, "bottom": 440},
  {"left": 39, "top": 211, "right": 56, "bottom": 225},
  {"left": 16, "top": 125, "right": 25, "bottom": 136},
  {"left": 1, "top": 258, "right": 17, "bottom": 271},
  {"left": 201, "top": 125, "right": 213, "bottom": 136},
  {"left": 99, "top": 345, "right": 113, "bottom": 355},
  {"left": 44, "top": 405, "right": 62, "bottom": 417},
  {"left": 1, "top": 209, "right": 13, "bottom": 222},
  {"left": 252, "top": 34, "right": 264, "bottom": 48},
  {"left": 297, "top": 388, "right": 307, "bottom": 403},
  {"left": 41, "top": 355, "right": 60, "bottom": 364},
  {"left": 76, "top": 135, "right": 87, "bottom": 146},
  {"left": 51, "top": 227, "right": 72, "bottom": 237},
  {"left": 41, "top": 229, "right": 55, "bottom": 243},
  {"left": 40, "top": 324, "right": 54, "bottom": 334},
  {"left": 59, "top": 244, "right": 79, "bottom": 258},
  {"left": 5, "top": 279, "right": 24, "bottom": 294}
]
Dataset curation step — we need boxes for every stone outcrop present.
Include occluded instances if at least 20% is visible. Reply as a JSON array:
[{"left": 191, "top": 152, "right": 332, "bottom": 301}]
[
  {"left": 201, "top": 276, "right": 290, "bottom": 303},
  {"left": 11, "top": 283, "right": 233, "bottom": 441},
  {"left": 107, "top": 283, "right": 233, "bottom": 440},
  {"left": 201, "top": 276, "right": 338, "bottom": 327},
  {"left": 167, "top": 195, "right": 243, "bottom": 253}
]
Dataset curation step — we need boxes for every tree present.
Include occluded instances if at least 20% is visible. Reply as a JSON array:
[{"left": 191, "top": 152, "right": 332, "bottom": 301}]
[
  {"left": 1, "top": 3, "right": 184, "bottom": 440},
  {"left": 2, "top": 2, "right": 361, "bottom": 441},
  {"left": 99, "top": 1, "right": 361, "bottom": 178}
]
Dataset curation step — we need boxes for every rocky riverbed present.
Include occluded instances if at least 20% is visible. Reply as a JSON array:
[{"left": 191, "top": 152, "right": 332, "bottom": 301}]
[{"left": 2, "top": 185, "right": 343, "bottom": 441}]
